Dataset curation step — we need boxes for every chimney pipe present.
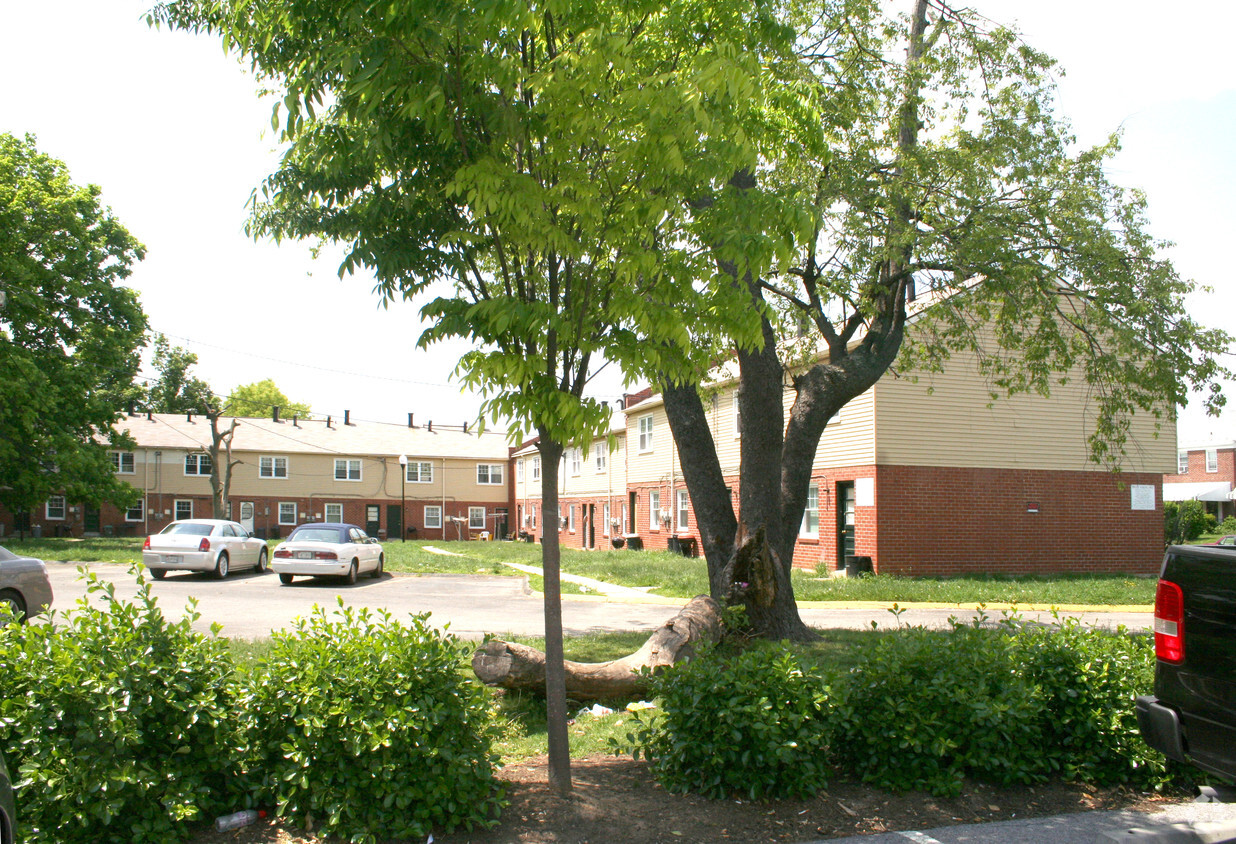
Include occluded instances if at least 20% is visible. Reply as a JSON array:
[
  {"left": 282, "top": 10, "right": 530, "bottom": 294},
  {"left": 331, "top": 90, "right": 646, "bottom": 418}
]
[
  {"left": 326, "top": 415, "right": 332, "bottom": 428},
  {"left": 408, "top": 413, "right": 414, "bottom": 428},
  {"left": 428, "top": 420, "right": 432, "bottom": 432},
  {"left": 293, "top": 415, "right": 299, "bottom": 427},
  {"left": 186, "top": 412, "right": 193, "bottom": 423},
  {"left": 273, "top": 406, "right": 281, "bottom": 423},
  {"left": 344, "top": 409, "right": 351, "bottom": 426},
  {"left": 463, "top": 421, "right": 468, "bottom": 433},
  {"left": 147, "top": 410, "right": 152, "bottom": 421}
]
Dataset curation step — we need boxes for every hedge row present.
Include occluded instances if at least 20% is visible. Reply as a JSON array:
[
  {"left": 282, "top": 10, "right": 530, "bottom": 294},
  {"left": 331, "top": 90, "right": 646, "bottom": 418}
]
[
  {"left": 0, "top": 568, "right": 504, "bottom": 843},
  {"left": 622, "top": 615, "right": 1173, "bottom": 799}
]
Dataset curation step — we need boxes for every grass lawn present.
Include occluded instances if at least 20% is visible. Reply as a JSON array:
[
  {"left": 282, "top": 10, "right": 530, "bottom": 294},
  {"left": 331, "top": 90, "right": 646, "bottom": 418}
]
[{"left": 3, "top": 535, "right": 1155, "bottom": 605}]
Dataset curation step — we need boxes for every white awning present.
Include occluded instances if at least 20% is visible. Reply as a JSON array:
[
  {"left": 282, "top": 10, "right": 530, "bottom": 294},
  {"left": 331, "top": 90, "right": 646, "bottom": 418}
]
[{"left": 1163, "top": 482, "right": 1233, "bottom": 502}]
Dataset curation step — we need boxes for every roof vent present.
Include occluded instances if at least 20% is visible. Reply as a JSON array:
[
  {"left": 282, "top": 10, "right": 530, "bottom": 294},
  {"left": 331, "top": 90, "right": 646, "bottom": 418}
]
[
  {"left": 273, "top": 406, "right": 281, "bottom": 423},
  {"left": 344, "top": 409, "right": 352, "bottom": 426},
  {"left": 186, "top": 412, "right": 193, "bottom": 423},
  {"left": 408, "top": 413, "right": 414, "bottom": 428},
  {"left": 428, "top": 420, "right": 433, "bottom": 432},
  {"left": 326, "top": 415, "right": 332, "bottom": 429}
]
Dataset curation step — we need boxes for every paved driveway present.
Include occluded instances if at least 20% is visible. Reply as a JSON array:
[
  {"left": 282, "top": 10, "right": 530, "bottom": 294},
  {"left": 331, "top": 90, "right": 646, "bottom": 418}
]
[{"left": 42, "top": 562, "right": 1152, "bottom": 640}]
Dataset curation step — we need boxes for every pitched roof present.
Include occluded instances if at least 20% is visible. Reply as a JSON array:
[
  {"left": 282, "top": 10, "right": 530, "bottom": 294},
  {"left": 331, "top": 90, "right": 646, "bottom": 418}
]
[{"left": 115, "top": 413, "right": 512, "bottom": 461}]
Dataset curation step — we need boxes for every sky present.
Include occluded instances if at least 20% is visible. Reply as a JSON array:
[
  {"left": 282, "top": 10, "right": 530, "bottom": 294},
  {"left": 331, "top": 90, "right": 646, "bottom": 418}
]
[{"left": 2, "top": 0, "right": 1234, "bottom": 443}]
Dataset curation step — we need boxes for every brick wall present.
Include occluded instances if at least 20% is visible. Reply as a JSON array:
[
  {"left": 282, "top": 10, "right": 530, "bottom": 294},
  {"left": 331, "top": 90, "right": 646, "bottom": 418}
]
[{"left": 1169, "top": 447, "right": 1236, "bottom": 484}]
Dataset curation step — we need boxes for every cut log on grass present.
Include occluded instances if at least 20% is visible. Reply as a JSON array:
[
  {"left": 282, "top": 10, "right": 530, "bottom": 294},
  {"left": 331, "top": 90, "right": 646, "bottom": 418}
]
[{"left": 472, "top": 594, "right": 722, "bottom": 700}]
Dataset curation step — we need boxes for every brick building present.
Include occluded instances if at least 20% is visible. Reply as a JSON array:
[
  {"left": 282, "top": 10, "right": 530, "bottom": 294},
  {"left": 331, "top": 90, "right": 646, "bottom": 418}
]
[{"left": 1163, "top": 441, "right": 1236, "bottom": 521}]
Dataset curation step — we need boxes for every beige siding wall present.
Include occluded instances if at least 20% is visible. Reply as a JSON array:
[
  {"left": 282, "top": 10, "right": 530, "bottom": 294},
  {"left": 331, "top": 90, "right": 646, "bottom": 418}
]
[
  {"left": 872, "top": 356, "right": 1175, "bottom": 472},
  {"left": 813, "top": 388, "right": 877, "bottom": 468},
  {"left": 513, "top": 435, "right": 628, "bottom": 501}
]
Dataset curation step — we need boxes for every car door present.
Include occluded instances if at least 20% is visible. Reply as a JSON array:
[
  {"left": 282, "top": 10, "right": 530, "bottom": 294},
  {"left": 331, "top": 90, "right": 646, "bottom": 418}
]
[
  {"left": 224, "top": 522, "right": 258, "bottom": 566},
  {"left": 350, "top": 528, "right": 378, "bottom": 571}
]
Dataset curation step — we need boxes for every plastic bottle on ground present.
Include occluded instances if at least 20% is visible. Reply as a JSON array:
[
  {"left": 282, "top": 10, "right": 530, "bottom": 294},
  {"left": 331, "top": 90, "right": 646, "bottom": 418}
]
[{"left": 214, "top": 809, "right": 267, "bottom": 831}]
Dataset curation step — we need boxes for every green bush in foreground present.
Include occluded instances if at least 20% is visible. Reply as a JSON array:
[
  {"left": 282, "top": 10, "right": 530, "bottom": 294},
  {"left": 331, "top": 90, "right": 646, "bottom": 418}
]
[
  {"left": 620, "top": 642, "right": 833, "bottom": 800},
  {"left": 239, "top": 602, "right": 506, "bottom": 842},
  {"left": 0, "top": 568, "right": 245, "bottom": 843}
]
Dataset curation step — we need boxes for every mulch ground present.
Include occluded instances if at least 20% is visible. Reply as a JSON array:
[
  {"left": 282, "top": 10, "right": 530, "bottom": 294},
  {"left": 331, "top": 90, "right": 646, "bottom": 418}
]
[{"left": 191, "top": 754, "right": 1188, "bottom": 844}]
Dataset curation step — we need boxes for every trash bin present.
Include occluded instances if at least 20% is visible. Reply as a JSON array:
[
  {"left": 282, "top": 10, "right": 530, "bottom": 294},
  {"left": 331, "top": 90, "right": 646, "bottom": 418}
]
[
  {"left": 624, "top": 534, "right": 643, "bottom": 551},
  {"left": 31, "top": 525, "right": 42, "bottom": 538},
  {"left": 845, "top": 555, "right": 873, "bottom": 577},
  {"left": 666, "top": 536, "right": 681, "bottom": 555}
]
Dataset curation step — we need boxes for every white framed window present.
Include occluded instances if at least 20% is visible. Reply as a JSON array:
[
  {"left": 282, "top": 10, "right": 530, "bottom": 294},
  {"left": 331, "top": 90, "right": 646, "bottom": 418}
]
[
  {"left": 649, "top": 490, "right": 660, "bottom": 532},
  {"left": 46, "top": 495, "right": 66, "bottom": 520},
  {"left": 110, "top": 451, "right": 135, "bottom": 474},
  {"left": 334, "top": 459, "right": 362, "bottom": 481},
  {"left": 532, "top": 456, "right": 541, "bottom": 481},
  {"left": 733, "top": 390, "right": 741, "bottom": 437},
  {"left": 324, "top": 502, "right": 344, "bottom": 522},
  {"left": 676, "top": 489, "right": 690, "bottom": 532},
  {"left": 184, "top": 453, "right": 212, "bottom": 476},
  {"left": 1178, "top": 452, "right": 1189, "bottom": 474},
  {"left": 175, "top": 499, "right": 193, "bottom": 520},
  {"left": 570, "top": 448, "right": 581, "bottom": 476},
  {"left": 260, "top": 455, "right": 289, "bottom": 479},
  {"left": 621, "top": 503, "right": 628, "bottom": 533},
  {"left": 516, "top": 460, "right": 525, "bottom": 482},
  {"left": 603, "top": 502, "right": 611, "bottom": 536},
  {"left": 278, "top": 502, "right": 297, "bottom": 525},
  {"left": 801, "top": 484, "right": 819, "bottom": 537},
  {"left": 406, "top": 461, "right": 433, "bottom": 483},
  {"left": 469, "top": 506, "right": 486, "bottom": 530},
  {"left": 594, "top": 442, "right": 607, "bottom": 472},
  {"left": 530, "top": 505, "right": 538, "bottom": 528},
  {"left": 125, "top": 499, "right": 144, "bottom": 522},
  {"left": 568, "top": 504, "right": 576, "bottom": 532},
  {"left": 1206, "top": 449, "right": 1218, "bottom": 473},
  {"left": 638, "top": 415, "right": 654, "bottom": 452},
  {"left": 477, "top": 463, "right": 505, "bottom": 485},
  {"left": 424, "top": 505, "right": 443, "bottom": 529}
]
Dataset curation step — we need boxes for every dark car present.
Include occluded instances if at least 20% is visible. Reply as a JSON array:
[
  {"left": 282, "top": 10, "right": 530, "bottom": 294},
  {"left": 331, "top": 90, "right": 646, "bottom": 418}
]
[{"left": 1, "top": 750, "right": 15, "bottom": 844}]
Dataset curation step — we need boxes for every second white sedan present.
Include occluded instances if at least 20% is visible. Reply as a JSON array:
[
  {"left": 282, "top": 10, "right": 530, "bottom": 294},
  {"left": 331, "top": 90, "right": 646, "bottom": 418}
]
[
  {"left": 271, "top": 523, "right": 384, "bottom": 585},
  {"left": 143, "top": 519, "right": 269, "bottom": 579}
]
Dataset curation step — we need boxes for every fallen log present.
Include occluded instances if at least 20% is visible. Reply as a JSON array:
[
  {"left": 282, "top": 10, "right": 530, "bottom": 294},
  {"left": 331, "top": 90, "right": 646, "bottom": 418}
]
[{"left": 471, "top": 594, "right": 722, "bottom": 700}]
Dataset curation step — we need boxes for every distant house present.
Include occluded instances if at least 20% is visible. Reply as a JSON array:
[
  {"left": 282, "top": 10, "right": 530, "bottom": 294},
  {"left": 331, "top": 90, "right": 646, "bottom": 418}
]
[
  {"left": 1, "top": 411, "right": 514, "bottom": 542},
  {"left": 1163, "top": 441, "right": 1236, "bottom": 522}
]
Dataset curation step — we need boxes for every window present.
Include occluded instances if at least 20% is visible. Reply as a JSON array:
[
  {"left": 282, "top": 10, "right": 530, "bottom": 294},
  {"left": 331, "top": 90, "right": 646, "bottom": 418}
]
[
  {"left": 594, "top": 442, "right": 607, "bottom": 472},
  {"left": 532, "top": 456, "right": 541, "bottom": 481},
  {"left": 568, "top": 504, "right": 576, "bottom": 532},
  {"left": 406, "top": 461, "right": 433, "bottom": 483},
  {"left": 125, "top": 499, "right": 144, "bottom": 522},
  {"left": 649, "top": 490, "right": 661, "bottom": 532},
  {"left": 603, "top": 502, "right": 611, "bottom": 536},
  {"left": 424, "top": 505, "right": 442, "bottom": 529},
  {"left": 1206, "top": 449, "right": 1218, "bottom": 473},
  {"left": 260, "top": 456, "right": 289, "bottom": 479},
  {"left": 676, "top": 489, "right": 690, "bottom": 532},
  {"left": 733, "top": 390, "right": 741, "bottom": 436},
  {"left": 801, "top": 485, "right": 819, "bottom": 537},
  {"left": 516, "top": 460, "right": 525, "bottom": 482},
  {"left": 110, "top": 451, "right": 135, "bottom": 474},
  {"left": 46, "top": 495, "right": 66, "bottom": 520},
  {"left": 530, "top": 505, "right": 538, "bottom": 528},
  {"left": 335, "top": 459, "right": 362, "bottom": 481},
  {"left": 570, "top": 448, "right": 581, "bottom": 476},
  {"left": 184, "top": 453, "right": 212, "bottom": 476},
  {"left": 325, "top": 502, "right": 343, "bottom": 522},
  {"left": 175, "top": 499, "right": 193, "bottom": 520},
  {"left": 477, "top": 463, "right": 505, "bottom": 485},
  {"left": 278, "top": 502, "right": 297, "bottom": 525},
  {"left": 638, "top": 415, "right": 654, "bottom": 452},
  {"left": 469, "top": 506, "right": 486, "bottom": 530},
  {"left": 1177, "top": 452, "right": 1189, "bottom": 474}
]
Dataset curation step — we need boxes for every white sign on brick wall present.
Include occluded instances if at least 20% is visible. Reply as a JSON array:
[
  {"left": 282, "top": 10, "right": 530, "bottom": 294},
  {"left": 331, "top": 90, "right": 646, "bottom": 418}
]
[
  {"left": 856, "top": 477, "right": 875, "bottom": 507},
  {"left": 1130, "top": 484, "right": 1155, "bottom": 511}
]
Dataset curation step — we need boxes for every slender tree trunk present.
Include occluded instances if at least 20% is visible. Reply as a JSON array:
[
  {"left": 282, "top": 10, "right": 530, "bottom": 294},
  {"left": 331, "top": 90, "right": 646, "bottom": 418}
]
[{"left": 537, "top": 437, "right": 571, "bottom": 794}]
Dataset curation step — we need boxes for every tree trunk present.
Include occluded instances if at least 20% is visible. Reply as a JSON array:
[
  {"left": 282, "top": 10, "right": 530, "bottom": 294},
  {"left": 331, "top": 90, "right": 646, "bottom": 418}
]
[
  {"left": 472, "top": 595, "right": 722, "bottom": 699},
  {"left": 537, "top": 437, "right": 571, "bottom": 794}
]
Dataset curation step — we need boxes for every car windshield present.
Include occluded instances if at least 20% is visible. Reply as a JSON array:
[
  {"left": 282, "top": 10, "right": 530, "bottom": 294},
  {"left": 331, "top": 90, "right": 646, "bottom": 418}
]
[
  {"left": 162, "top": 523, "right": 213, "bottom": 536},
  {"left": 290, "top": 528, "right": 344, "bottom": 543}
]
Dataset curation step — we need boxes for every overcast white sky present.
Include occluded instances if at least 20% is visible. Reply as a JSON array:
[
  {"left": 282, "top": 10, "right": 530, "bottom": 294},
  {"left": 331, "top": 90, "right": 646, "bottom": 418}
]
[{"left": 2, "top": 0, "right": 1233, "bottom": 443}]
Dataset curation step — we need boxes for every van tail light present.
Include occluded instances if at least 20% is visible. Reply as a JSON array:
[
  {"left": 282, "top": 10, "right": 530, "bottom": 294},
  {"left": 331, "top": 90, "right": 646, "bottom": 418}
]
[
  {"left": 1154, "top": 579, "right": 1185, "bottom": 664},
  {"left": 198, "top": 538, "right": 211, "bottom": 552},
  {"left": 142, "top": 536, "right": 151, "bottom": 550}
]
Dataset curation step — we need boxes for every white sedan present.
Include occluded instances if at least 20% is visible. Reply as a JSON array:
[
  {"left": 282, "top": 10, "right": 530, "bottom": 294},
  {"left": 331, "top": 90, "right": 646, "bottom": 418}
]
[
  {"left": 143, "top": 519, "right": 269, "bottom": 579},
  {"left": 0, "top": 545, "right": 54, "bottom": 622},
  {"left": 271, "top": 523, "right": 384, "bottom": 585}
]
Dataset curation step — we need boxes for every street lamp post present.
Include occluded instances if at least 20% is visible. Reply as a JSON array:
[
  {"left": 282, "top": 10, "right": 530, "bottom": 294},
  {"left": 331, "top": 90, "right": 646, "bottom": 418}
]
[{"left": 398, "top": 454, "right": 408, "bottom": 543}]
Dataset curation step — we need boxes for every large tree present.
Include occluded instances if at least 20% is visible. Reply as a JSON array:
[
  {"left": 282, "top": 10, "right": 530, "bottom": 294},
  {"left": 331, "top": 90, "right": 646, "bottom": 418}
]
[
  {"left": 656, "top": 0, "right": 1231, "bottom": 638},
  {"left": 0, "top": 133, "right": 148, "bottom": 518},
  {"left": 152, "top": 0, "right": 800, "bottom": 793},
  {"left": 223, "top": 378, "right": 311, "bottom": 419},
  {"left": 145, "top": 333, "right": 215, "bottom": 414}
]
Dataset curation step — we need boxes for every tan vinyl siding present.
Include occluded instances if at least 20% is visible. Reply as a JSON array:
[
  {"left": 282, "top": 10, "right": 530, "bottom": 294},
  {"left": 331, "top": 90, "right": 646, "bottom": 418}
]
[
  {"left": 813, "top": 388, "right": 876, "bottom": 468},
  {"left": 873, "top": 357, "right": 1175, "bottom": 472}
]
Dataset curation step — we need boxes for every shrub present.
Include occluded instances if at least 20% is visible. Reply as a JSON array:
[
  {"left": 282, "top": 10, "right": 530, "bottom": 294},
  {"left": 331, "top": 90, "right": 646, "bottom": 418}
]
[
  {"left": 1164, "top": 500, "right": 1211, "bottom": 543},
  {"left": 0, "top": 568, "right": 245, "bottom": 843},
  {"left": 1217, "top": 516, "right": 1236, "bottom": 535},
  {"left": 238, "top": 602, "right": 505, "bottom": 842},
  {"left": 833, "top": 622, "right": 1048, "bottom": 796},
  {"left": 619, "top": 642, "right": 833, "bottom": 800}
]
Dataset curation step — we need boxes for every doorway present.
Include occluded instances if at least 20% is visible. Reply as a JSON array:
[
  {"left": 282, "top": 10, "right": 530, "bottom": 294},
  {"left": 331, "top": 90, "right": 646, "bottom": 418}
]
[
  {"left": 386, "top": 504, "right": 403, "bottom": 540},
  {"left": 836, "top": 481, "right": 855, "bottom": 570},
  {"left": 239, "top": 501, "right": 255, "bottom": 533},
  {"left": 365, "top": 505, "right": 380, "bottom": 537},
  {"left": 84, "top": 506, "right": 101, "bottom": 534},
  {"left": 584, "top": 504, "right": 595, "bottom": 549}
]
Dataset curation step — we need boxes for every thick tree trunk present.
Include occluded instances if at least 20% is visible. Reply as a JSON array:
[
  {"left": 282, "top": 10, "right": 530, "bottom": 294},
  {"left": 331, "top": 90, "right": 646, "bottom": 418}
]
[
  {"left": 537, "top": 438, "right": 571, "bottom": 794},
  {"left": 472, "top": 595, "right": 722, "bottom": 699}
]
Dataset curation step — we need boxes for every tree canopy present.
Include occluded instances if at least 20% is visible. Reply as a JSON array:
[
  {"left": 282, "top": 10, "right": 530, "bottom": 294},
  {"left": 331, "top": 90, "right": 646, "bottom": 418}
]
[
  {"left": 223, "top": 378, "right": 311, "bottom": 419},
  {"left": 0, "top": 133, "right": 148, "bottom": 515},
  {"left": 144, "top": 333, "right": 215, "bottom": 414}
]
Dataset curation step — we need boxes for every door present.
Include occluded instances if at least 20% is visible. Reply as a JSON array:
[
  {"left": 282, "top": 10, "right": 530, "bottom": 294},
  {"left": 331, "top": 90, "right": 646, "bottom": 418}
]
[
  {"left": 84, "top": 506, "right": 101, "bottom": 534},
  {"left": 386, "top": 504, "right": 403, "bottom": 540},
  {"left": 584, "top": 504, "right": 595, "bottom": 549},
  {"left": 239, "top": 501, "right": 255, "bottom": 534},
  {"left": 365, "top": 505, "right": 380, "bottom": 537},
  {"left": 628, "top": 492, "right": 637, "bottom": 534},
  {"left": 494, "top": 508, "right": 508, "bottom": 540},
  {"left": 837, "top": 482, "right": 855, "bottom": 570}
]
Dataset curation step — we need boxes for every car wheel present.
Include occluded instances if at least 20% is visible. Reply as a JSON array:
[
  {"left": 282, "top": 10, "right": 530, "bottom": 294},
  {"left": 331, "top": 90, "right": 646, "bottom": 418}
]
[
  {"left": 279, "top": 573, "right": 294, "bottom": 585},
  {"left": 149, "top": 568, "right": 167, "bottom": 580},
  {"left": 215, "top": 552, "right": 230, "bottom": 579},
  {"left": 0, "top": 591, "right": 26, "bottom": 624},
  {"left": 370, "top": 553, "right": 384, "bottom": 579},
  {"left": 255, "top": 548, "right": 269, "bottom": 573},
  {"left": 345, "top": 560, "right": 358, "bottom": 585}
]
